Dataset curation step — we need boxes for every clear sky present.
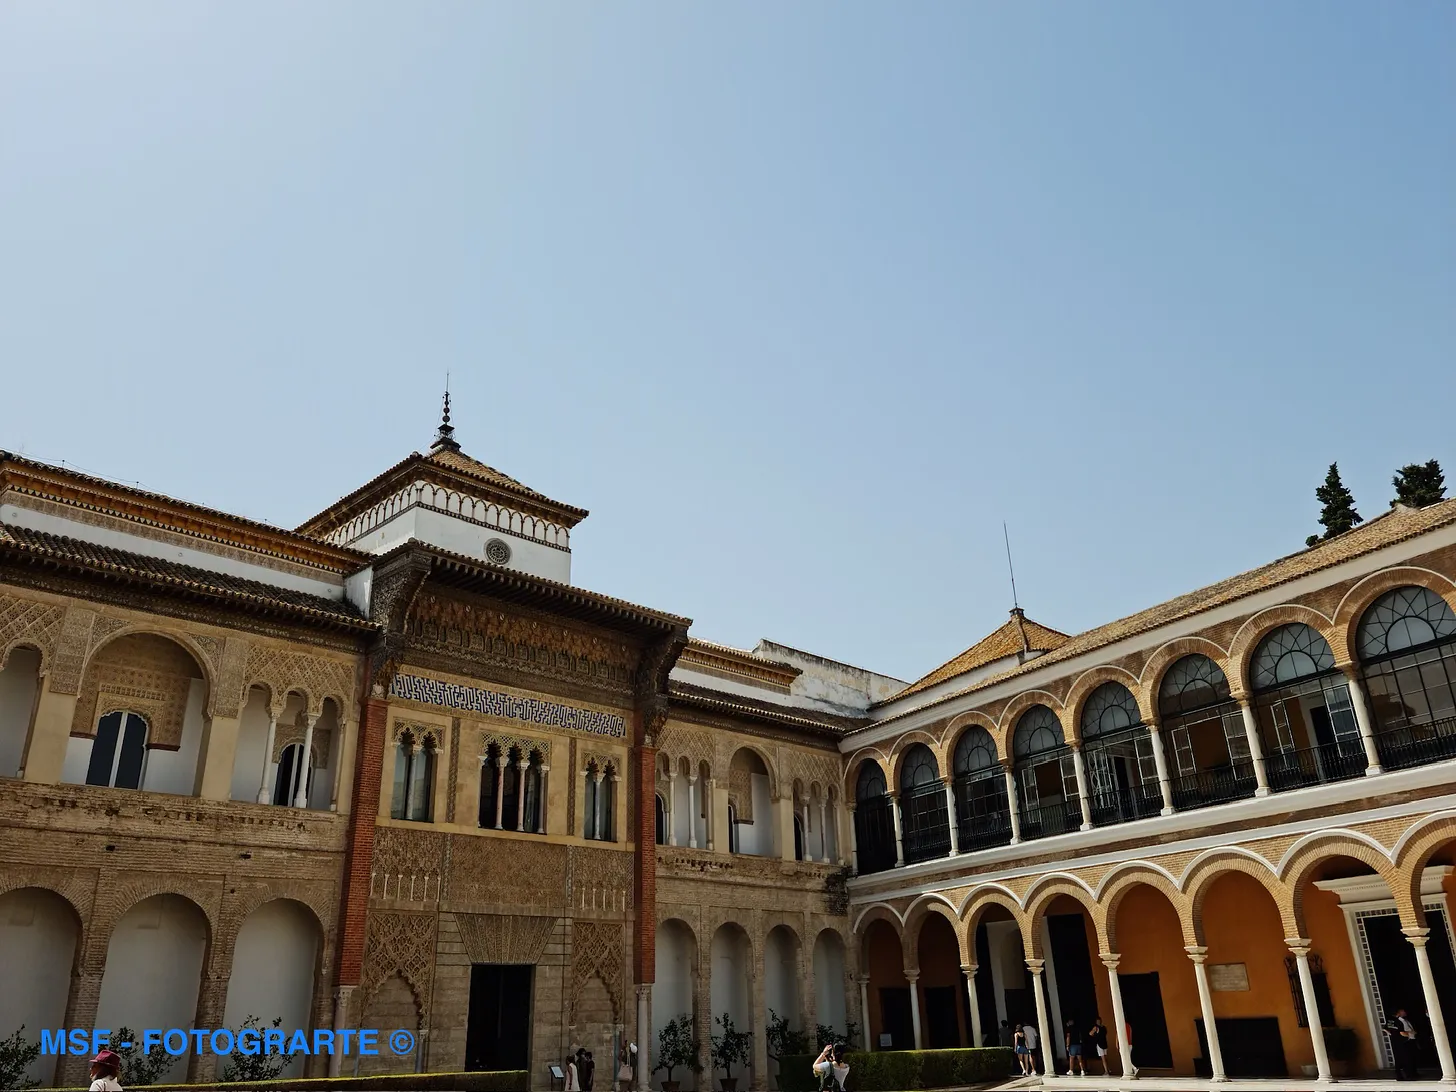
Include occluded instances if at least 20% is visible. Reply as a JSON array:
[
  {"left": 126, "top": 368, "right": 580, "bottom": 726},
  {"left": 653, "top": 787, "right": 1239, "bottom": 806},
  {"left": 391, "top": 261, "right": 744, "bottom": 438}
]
[{"left": 2, "top": 3, "right": 1452, "bottom": 684}]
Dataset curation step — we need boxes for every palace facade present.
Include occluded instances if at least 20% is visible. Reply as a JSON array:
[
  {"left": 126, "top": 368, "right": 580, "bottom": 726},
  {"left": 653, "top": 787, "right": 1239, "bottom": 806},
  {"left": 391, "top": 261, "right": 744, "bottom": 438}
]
[{"left": 2, "top": 409, "right": 1456, "bottom": 1086}]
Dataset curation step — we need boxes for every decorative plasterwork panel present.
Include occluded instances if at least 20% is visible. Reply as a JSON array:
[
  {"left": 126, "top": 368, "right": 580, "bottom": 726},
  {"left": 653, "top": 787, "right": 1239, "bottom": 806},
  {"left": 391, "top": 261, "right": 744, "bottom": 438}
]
[
  {"left": 0, "top": 593, "right": 64, "bottom": 673},
  {"left": 245, "top": 646, "right": 355, "bottom": 716},
  {"left": 570, "top": 920, "right": 625, "bottom": 1023},
  {"left": 457, "top": 913, "right": 557, "bottom": 965},
  {"left": 361, "top": 910, "right": 436, "bottom": 1013},
  {"left": 71, "top": 634, "right": 200, "bottom": 749}
]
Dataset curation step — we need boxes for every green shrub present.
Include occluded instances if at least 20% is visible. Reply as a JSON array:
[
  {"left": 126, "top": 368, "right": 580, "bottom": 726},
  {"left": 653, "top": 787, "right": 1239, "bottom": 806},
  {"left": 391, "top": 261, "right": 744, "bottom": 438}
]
[
  {"left": 54, "top": 1071, "right": 528, "bottom": 1092},
  {"left": 0, "top": 1026, "right": 42, "bottom": 1091},
  {"left": 776, "top": 1048, "right": 1015, "bottom": 1092}
]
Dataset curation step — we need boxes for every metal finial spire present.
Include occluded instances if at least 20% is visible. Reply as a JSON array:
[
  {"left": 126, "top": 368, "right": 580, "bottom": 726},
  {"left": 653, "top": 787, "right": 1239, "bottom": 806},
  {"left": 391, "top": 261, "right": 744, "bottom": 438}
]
[{"left": 431, "top": 380, "right": 460, "bottom": 452}]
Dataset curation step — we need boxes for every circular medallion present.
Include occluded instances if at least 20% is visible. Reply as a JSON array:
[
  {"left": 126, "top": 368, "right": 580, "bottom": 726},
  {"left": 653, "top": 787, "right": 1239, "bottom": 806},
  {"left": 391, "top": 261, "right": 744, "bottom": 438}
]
[{"left": 485, "top": 538, "right": 512, "bottom": 565}]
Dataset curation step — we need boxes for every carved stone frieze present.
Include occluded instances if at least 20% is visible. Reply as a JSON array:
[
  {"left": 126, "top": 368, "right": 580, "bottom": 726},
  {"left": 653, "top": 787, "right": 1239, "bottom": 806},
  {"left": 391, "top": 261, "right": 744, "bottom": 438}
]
[
  {"left": 570, "top": 919, "right": 625, "bottom": 1022},
  {"left": 445, "top": 835, "right": 568, "bottom": 909},
  {"left": 49, "top": 606, "right": 97, "bottom": 695},
  {"left": 245, "top": 645, "right": 355, "bottom": 716},
  {"left": 0, "top": 593, "right": 64, "bottom": 673},
  {"left": 360, "top": 910, "right": 436, "bottom": 1013},
  {"left": 456, "top": 912, "right": 556, "bottom": 965}
]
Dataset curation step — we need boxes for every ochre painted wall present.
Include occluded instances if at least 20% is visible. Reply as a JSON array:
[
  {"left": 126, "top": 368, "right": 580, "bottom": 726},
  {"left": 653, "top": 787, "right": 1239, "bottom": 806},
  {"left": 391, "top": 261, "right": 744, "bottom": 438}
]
[
  {"left": 1115, "top": 884, "right": 1202, "bottom": 1075},
  {"left": 916, "top": 913, "right": 969, "bottom": 1046},
  {"left": 864, "top": 919, "right": 906, "bottom": 1049},
  {"left": 1304, "top": 880, "right": 1380, "bottom": 1073}
]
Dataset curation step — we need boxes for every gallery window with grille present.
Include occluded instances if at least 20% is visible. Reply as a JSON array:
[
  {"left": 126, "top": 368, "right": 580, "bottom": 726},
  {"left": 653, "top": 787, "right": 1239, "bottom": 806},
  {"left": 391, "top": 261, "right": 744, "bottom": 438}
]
[
  {"left": 1157, "top": 653, "right": 1254, "bottom": 808},
  {"left": 898, "top": 743, "right": 950, "bottom": 864},
  {"left": 584, "top": 762, "right": 616, "bottom": 841},
  {"left": 853, "top": 761, "right": 896, "bottom": 874},
  {"left": 1250, "top": 623, "right": 1364, "bottom": 788},
  {"left": 1079, "top": 682, "right": 1160, "bottom": 824},
  {"left": 951, "top": 726, "right": 1010, "bottom": 851},
  {"left": 1357, "top": 586, "right": 1456, "bottom": 767},
  {"left": 1012, "top": 705, "right": 1077, "bottom": 838},
  {"left": 86, "top": 711, "right": 149, "bottom": 789},
  {"left": 390, "top": 730, "right": 436, "bottom": 822}
]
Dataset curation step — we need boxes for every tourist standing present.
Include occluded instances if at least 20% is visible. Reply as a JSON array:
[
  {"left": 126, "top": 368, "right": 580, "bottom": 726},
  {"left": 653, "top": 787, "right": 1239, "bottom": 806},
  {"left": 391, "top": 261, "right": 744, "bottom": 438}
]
[
  {"left": 1087, "top": 1017, "right": 1110, "bottom": 1076},
  {"left": 1064, "top": 1018, "right": 1085, "bottom": 1076},
  {"left": 565, "top": 1055, "right": 580, "bottom": 1092},
  {"left": 1023, "top": 1020, "right": 1041, "bottom": 1074},
  {"left": 1013, "top": 1024, "right": 1032, "bottom": 1077},
  {"left": 1387, "top": 1007, "right": 1420, "bottom": 1081},
  {"left": 88, "top": 1050, "right": 123, "bottom": 1092}
]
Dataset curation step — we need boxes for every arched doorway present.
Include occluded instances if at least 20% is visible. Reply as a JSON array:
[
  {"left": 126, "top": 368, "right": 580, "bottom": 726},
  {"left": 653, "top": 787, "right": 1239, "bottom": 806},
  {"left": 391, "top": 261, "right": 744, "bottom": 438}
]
[
  {"left": 764, "top": 926, "right": 801, "bottom": 1086},
  {"left": 222, "top": 899, "right": 321, "bottom": 1079},
  {"left": 1250, "top": 624, "right": 1365, "bottom": 789},
  {"left": 812, "top": 931, "right": 848, "bottom": 1040},
  {"left": 862, "top": 919, "right": 909, "bottom": 1050},
  {"left": 970, "top": 905, "right": 1030, "bottom": 1049},
  {"left": 0, "top": 887, "right": 79, "bottom": 1086},
  {"left": 710, "top": 923, "right": 754, "bottom": 1086},
  {"left": 1109, "top": 882, "right": 1192, "bottom": 1073},
  {"left": 727, "top": 750, "right": 772, "bottom": 856},
  {"left": 0, "top": 646, "right": 41, "bottom": 778},
  {"left": 916, "top": 914, "right": 968, "bottom": 1048},
  {"left": 96, "top": 894, "right": 209, "bottom": 1084},
  {"left": 853, "top": 762, "right": 896, "bottom": 874},
  {"left": 654, "top": 919, "right": 699, "bottom": 1090}
]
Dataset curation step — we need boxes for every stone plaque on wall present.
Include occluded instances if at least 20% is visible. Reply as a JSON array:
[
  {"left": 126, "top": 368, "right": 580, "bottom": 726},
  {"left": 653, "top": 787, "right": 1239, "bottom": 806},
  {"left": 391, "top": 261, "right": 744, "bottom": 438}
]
[{"left": 1208, "top": 962, "right": 1250, "bottom": 991}]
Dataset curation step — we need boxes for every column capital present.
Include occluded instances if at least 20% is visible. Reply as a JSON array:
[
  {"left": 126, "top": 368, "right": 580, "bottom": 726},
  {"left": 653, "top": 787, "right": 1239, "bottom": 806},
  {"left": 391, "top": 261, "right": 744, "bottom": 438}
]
[
  {"left": 855, "top": 973, "right": 871, "bottom": 985},
  {"left": 1284, "top": 936, "right": 1313, "bottom": 955},
  {"left": 1099, "top": 952, "right": 1121, "bottom": 970},
  {"left": 1184, "top": 945, "right": 1209, "bottom": 963},
  {"left": 670, "top": 768, "right": 680, "bottom": 781},
  {"left": 516, "top": 758, "right": 530, "bottom": 770},
  {"left": 1404, "top": 926, "right": 1432, "bottom": 947},
  {"left": 904, "top": 970, "right": 920, "bottom": 984},
  {"left": 688, "top": 773, "right": 698, "bottom": 785},
  {"left": 494, "top": 755, "right": 508, "bottom": 768},
  {"left": 636, "top": 982, "right": 653, "bottom": 999},
  {"left": 960, "top": 963, "right": 977, "bottom": 975},
  {"left": 1025, "top": 957, "right": 1045, "bottom": 974},
  {"left": 540, "top": 763, "right": 551, "bottom": 773}
]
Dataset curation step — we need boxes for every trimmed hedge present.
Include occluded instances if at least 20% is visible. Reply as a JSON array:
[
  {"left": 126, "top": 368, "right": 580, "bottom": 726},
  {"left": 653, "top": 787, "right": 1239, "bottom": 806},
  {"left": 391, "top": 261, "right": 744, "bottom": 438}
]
[
  {"left": 777, "top": 1048, "right": 1015, "bottom": 1092},
  {"left": 55, "top": 1071, "right": 528, "bottom": 1092}
]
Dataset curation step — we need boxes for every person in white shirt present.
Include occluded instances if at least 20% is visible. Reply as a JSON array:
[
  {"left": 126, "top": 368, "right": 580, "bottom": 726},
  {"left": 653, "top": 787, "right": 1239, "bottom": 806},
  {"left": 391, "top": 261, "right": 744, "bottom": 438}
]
[
  {"left": 88, "top": 1049, "right": 123, "bottom": 1092},
  {"left": 1023, "top": 1022, "right": 1041, "bottom": 1073}
]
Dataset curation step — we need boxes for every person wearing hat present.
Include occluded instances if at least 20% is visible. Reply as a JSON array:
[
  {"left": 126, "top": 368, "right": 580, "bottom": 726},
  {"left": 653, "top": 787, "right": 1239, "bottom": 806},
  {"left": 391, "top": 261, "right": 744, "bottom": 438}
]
[{"left": 89, "top": 1049, "right": 123, "bottom": 1092}]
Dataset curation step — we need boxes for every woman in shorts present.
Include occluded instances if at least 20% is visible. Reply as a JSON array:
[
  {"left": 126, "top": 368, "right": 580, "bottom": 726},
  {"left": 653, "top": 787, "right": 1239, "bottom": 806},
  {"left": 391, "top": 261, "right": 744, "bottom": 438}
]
[{"left": 1013, "top": 1024, "right": 1031, "bottom": 1076}]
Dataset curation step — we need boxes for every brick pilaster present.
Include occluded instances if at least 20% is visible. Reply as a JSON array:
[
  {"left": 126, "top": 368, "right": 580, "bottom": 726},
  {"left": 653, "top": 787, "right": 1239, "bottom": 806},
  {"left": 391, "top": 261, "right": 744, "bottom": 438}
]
[
  {"left": 337, "top": 695, "right": 389, "bottom": 987},
  {"left": 634, "top": 727, "right": 657, "bottom": 986}
]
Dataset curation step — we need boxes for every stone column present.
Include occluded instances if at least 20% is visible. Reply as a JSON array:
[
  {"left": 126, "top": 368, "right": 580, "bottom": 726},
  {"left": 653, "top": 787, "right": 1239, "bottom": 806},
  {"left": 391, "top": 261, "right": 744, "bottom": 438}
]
[
  {"left": 1341, "top": 665, "right": 1384, "bottom": 775},
  {"left": 1101, "top": 954, "right": 1131, "bottom": 1077},
  {"left": 20, "top": 674, "right": 79, "bottom": 785},
  {"left": 777, "top": 793, "right": 797, "bottom": 861},
  {"left": 856, "top": 975, "right": 872, "bottom": 1051},
  {"left": 668, "top": 770, "right": 680, "bottom": 846},
  {"left": 1236, "top": 698, "right": 1271, "bottom": 796},
  {"left": 962, "top": 964, "right": 982, "bottom": 1048},
  {"left": 402, "top": 741, "right": 420, "bottom": 821},
  {"left": 594, "top": 768, "right": 606, "bottom": 839},
  {"left": 1404, "top": 927, "right": 1456, "bottom": 1080},
  {"left": 1027, "top": 959, "right": 1056, "bottom": 1076},
  {"left": 331, "top": 714, "right": 355, "bottom": 813},
  {"left": 705, "top": 777, "right": 717, "bottom": 852},
  {"left": 1003, "top": 766, "right": 1023, "bottom": 844},
  {"left": 688, "top": 774, "right": 699, "bottom": 849},
  {"left": 1285, "top": 939, "right": 1332, "bottom": 1080},
  {"left": 943, "top": 779, "right": 960, "bottom": 855},
  {"left": 750, "top": 960, "right": 769, "bottom": 1091},
  {"left": 888, "top": 791, "right": 905, "bottom": 867},
  {"left": 906, "top": 971, "right": 923, "bottom": 1049},
  {"left": 1071, "top": 744, "right": 1093, "bottom": 829},
  {"left": 194, "top": 712, "right": 241, "bottom": 800},
  {"left": 515, "top": 758, "right": 530, "bottom": 830},
  {"left": 1147, "top": 718, "right": 1176, "bottom": 814},
  {"left": 293, "top": 713, "right": 317, "bottom": 808},
  {"left": 611, "top": 769, "right": 623, "bottom": 842},
  {"left": 818, "top": 799, "right": 830, "bottom": 863},
  {"left": 493, "top": 756, "right": 507, "bottom": 828},
  {"left": 256, "top": 710, "right": 279, "bottom": 803},
  {"left": 1185, "top": 946, "right": 1227, "bottom": 1081},
  {"left": 799, "top": 949, "right": 817, "bottom": 1040},
  {"left": 187, "top": 975, "right": 229, "bottom": 1081},
  {"left": 57, "top": 970, "right": 103, "bottom": 1086},
  {"left": 537, "top": 764, "right": 550, "bottom": 834},
  {"left": 636, "top": 985, "right": 652, "bottom": 1092},
  {"left": 847, "top": 803, "right": 860, "bottom": 875},
  {"left": 330, "top": 986, "right": 354, "bottom": 1076}
]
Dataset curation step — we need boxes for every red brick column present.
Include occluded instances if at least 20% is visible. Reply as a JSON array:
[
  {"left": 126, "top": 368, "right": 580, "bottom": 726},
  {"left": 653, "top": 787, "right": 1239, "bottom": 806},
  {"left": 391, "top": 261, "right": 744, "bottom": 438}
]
[
  {"left": 634, "top": 732, "right": 657, "bottom": 985},
  {"left": 337, "top": 696, "right": 389, "bottom": 988}
]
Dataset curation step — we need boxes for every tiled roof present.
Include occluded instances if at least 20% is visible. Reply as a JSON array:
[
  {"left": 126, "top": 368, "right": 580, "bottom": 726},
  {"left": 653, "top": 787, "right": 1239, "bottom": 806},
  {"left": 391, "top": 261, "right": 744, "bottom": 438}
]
[
  {"left": 668, "top": 680, "right": 868, "bottom": 735},
  {"left": 0, "top": 524, "right": 373, "bottom": 630},
  {"left": 425, "top": 448, "right": 573, "bottom": 510},
  {"left": 877, "top": 498, "right": 1456, "bottom": 721},
  {"left": 892, "top": 610, "right": 1069, "bottom": 700}
]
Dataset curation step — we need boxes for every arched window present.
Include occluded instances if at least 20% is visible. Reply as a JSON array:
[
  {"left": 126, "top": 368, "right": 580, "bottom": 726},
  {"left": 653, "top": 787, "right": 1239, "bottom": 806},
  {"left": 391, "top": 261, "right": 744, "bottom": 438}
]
[
  {"left": 86, "top": 711, "right": 148, "bottom": 790},
  {"left": 793, "top": 814, "right": 805, "bottom": 861},
  {"left": 1358, "top": 587, "right": 1456, "bottom": 768},
  {"left": 272, "top": 742, "right": 315, "bottom": 807},
  {"left": 897, "top": 744, "right": 949, "bottom": 864},
  {"left": 1011, "top": 707, "right": 1076, "bottom": 839},
  {"left": 1156, "top": 655, "right": 1254, "bottom": 810},
  {"left": 479, "top": 744, "right": 502, "bottom": 828},
  {"left": 853, "top": 762, "right": 895, "bottom": 874},
  {"left": 1079, "top": 683, "right": 1160, "bottom": 825},
  {"left": 951, "top": 727, "right": 1010, "bottom": 852},
  {"left": 1250, "top": 624, "right": 1362, "bottom": 790},
  {"left": 655, "top": 793, "right": 667, "bottom": 846},
  {"left": 390, "top": 731, "right": 435, "bottom": 822},
  {"left": 727, "top": 803, "right": 740, "bottom": 854},
  {"left": 584, "top": 763, "right": 616, "bottom": 841}
]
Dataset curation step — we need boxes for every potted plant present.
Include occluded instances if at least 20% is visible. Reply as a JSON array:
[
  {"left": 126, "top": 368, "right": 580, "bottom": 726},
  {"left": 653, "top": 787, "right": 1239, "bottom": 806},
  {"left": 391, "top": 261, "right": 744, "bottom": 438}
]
[
  {"left": 655, "top": 1015, "right": 702, "bottom": 1092},
  {"left": 712, "top": 1013, "right": 753, "bottom": 1092},
  {"left": 766, "top": 1009, "right": 809, "bottom": 1088},
  {"left": 1324, "top": 1026, "right": 1359, "bottom": 1078}
]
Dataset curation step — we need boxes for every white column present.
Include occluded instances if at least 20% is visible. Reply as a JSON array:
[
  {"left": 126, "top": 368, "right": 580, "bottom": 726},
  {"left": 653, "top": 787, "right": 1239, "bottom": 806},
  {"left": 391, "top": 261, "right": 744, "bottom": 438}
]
[
  {"left": 688, "top": 774, "right": 699, "bottom": 849},
  {"left": 329, "top": 715, "right": 350, "bottom": 813},
  {"left": 962, "top": 964, "right": 982, "bottom": 1048},
  {"left": 1237, "top": 699, "right": 1271, "bottom": 796},
  {"left": 402, "top": 742, "right": 419, "bottom": 822},
  {"left": 943, "top": 780, "right": 960, "bottom": 855},
  {"left": 848, "top": 803, "right": 860, "bottom": 875},
  {"left": 705, "top": 777, "right": 717, "bottom": 852},
  {"left": 667, "top": 769, "right": 679, "bottom": 846},
  {"left": 537, "top": 764, "right": 550, "bottom": 834},
  {"left": 329, "top": 986, "right": 354, "bottom": 1076},
  {"left": 1147, "top": 720, "right": 1176, "bottom": 814},
  {"left": 1405, "top": 927, "right": 1456, "bottom": 1080},
  {"left": 1186, "top": 946, "right": 1227, "bottom": 1081},
  {"left": 1102, "top": 954, "right": 1131, "bottom": 1077},
  {"left": 515, "top": 758, "right": 529, "bottom": 830},
  {"left": 493, "top": 757, "right": 507, "bottom": 828},
  {"left": 292, "top": 713, "right": 316, "bottom": 807},
  {"left": 857, "top": 974, "right": 872, "bottom": 1051},
  {"left": 1003, "top": 766, "right": 1023, "bottom": 844},
  {"left": 636, "top": 984, "right": 652, "bottom": 1092},
  {"left": 255, "top": 711, "right": 278, "bottom": 804},
  {"left": 906, "top": 971, "right": 923, "bottom": 1049},
  {"left": 818, "top": 799, "right": 830, "bottom": 863},
  {"left": 1286, "top": 939, "right": 1332, "bottom": 1081},
  {"left": 1071, "top": 744, "right": 1093, "bottom": 829},
  {"left": 594, "top": 769, "right": 606, "bottom": 840},
  {"left": 1028, "top": 959, "right": 1056, "bottom": 1076},
  {"left": 802, "top": 802, "right": 812, "bottom": 860},
  {"left": 888, "top": 791, "right": 905, "bottom": 866},
  {"left": 1342, "top": 666, "right": 1384, "bottom": 775}
]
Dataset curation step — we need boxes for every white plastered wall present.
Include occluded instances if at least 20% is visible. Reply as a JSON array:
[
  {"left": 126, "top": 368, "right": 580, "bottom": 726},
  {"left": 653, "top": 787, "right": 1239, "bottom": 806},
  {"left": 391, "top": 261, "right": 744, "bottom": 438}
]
[
  {"left": 812, "top": 932, "right": 848, "bottom": 1035},
  {"left": 652, "top": 920, "right": 698, "bottom": 1090},
  {"left": 0, "top": 888, "right": 78, "bottom": 1086},
  {"left": 763, "top": 927, "right": 800, "bottom": 1087},
  {"left": 709, "top": 926, "right": 752, "bottom": 1081},
  {"left": 221, "top": 900, "right": 320, "bottom": 1079},
  {"left": 0, "top": 647, "right": 41, "bottom": 778},
  {"left": 60, "top": 678, "right": 208, "bottom": 795}
]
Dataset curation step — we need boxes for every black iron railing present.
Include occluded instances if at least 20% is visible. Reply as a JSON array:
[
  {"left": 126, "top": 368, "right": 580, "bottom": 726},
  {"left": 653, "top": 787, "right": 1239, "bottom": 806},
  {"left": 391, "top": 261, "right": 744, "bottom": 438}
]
[
  {"left": 1089, "top": 784, "right": 1164, "bottom": 827},
  {"left": 1170, "top": 762, "right": 1257, "bottom": 811},
  {"left": 854, "top": 795, "right": 898, "bottom": 874},
  {"left": 1376, "top": 716, "right": 1456, "bottom": 771},
  {"left": 1018, "top": 797, "right": 1083, "bottom": 841},
  {"left": 954, "top": 775, "right": 1013, "bottom": 852},
  {"left": 1264, "top": 741, "right": 1367, "bottom": 792},
  {"left": 900, "top": 782, "right": 952, "bottom": 864}
]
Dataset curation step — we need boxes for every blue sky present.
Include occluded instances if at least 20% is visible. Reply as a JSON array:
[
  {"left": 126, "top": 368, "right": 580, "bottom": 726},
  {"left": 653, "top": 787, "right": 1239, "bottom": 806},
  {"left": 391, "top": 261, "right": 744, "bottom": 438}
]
[{"left": 1, "top": 3, "right": 1452, "bottom": 683}]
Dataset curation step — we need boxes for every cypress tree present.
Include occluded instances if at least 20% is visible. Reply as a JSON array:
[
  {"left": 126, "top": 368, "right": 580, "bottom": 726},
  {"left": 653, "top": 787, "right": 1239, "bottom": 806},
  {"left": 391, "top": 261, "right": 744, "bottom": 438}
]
[
  {"left": 1306, "top": 463, "right": 1362, "bottom": 547},
  {"left": 1391, "top": 459, "right": 1447, "bottom": 508}
]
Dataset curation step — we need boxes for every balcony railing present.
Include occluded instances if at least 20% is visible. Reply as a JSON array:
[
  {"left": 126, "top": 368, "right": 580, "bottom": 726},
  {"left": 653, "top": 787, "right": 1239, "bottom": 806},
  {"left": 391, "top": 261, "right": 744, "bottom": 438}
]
[
  {"left": 1376, "top": 716, "right": 1456, "bottom": 771},
  {"left": 1089, "top": 784, "right": 1164, "bottom": 826},
  {"left": 1170, "top": 762, "right": 1257, "bottom": 811},
  {"left": 954, "top": 775, "right": 1013, "bottom": 852},
  {"left": 1019, "top": 797, "right": 1083, "bottom": 841},
  {"left": 1264, "top": 741, "right": 1367, "bottom": 792},
  {"left": 900, "top": 783, "right": 952, "bottom": 864}
]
